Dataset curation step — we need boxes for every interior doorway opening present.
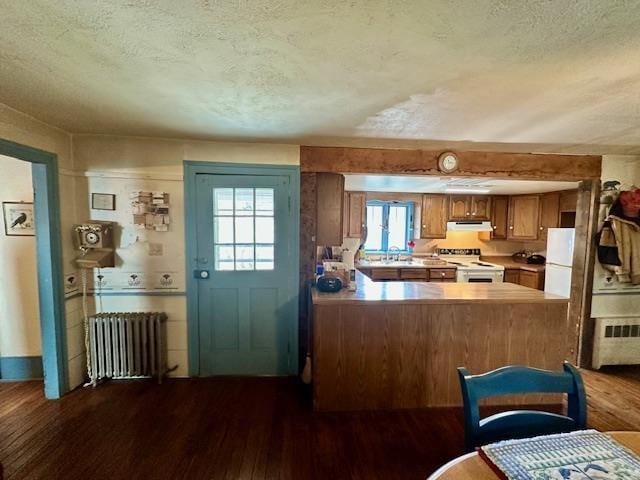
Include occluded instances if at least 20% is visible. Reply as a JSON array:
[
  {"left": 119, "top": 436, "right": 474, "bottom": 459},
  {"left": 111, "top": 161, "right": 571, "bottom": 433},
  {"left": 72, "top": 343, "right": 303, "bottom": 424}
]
[{"left": 0, "top": 139, "right": 68, "bottom": 399}]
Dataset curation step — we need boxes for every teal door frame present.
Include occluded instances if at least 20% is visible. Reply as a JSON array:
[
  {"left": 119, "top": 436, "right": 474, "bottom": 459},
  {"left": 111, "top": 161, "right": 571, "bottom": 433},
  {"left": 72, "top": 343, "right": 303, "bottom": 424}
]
[
  {"left": 0, "top": 138, "right": 68, "bottom": 398},
  {"left": 184, "top": 161, "right": 300, "bottom": 376}
]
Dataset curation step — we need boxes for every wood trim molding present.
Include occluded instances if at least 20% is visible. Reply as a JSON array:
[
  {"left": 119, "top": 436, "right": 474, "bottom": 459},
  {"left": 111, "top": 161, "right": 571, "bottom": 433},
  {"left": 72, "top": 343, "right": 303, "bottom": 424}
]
[{"left": 301, "top": 146, "right": 601, "bottom": 181}]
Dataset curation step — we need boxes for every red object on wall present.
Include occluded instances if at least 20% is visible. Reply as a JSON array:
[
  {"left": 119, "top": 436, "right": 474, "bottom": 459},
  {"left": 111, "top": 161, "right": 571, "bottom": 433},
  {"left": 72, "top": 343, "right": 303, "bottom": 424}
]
[{"left": 619, "top": 189, "right": 640, "bottom": 218}]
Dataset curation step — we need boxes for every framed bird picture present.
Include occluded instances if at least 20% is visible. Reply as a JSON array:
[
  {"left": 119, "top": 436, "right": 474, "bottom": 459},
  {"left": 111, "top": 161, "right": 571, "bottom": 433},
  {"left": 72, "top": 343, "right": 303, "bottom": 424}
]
[{"left": 3, "top": 202, "right": 35, "bottom": 236}]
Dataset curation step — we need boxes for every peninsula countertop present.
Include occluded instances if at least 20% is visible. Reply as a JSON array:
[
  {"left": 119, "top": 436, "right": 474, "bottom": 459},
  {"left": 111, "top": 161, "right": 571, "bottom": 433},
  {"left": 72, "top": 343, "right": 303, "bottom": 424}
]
[{"left": 312, "top": 271, "right": 568, "bottom": 305}]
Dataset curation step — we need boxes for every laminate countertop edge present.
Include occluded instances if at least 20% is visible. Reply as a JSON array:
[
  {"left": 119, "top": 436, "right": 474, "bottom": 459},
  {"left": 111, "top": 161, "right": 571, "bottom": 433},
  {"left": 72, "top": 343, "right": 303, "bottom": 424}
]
[{"left": 312, "top": 272, "right": 569, "bottom": 305}]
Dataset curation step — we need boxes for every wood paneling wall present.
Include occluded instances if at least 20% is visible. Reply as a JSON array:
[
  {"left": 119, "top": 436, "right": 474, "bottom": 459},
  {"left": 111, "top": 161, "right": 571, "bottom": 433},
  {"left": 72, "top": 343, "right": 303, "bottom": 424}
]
[
  {"left": 299, "top": 173, "right": 317, "bottom": 367},
  {"left": 301, "top": 146, "right": 601, "bottom": 181},
  {"left": 313, "top": 302, "right": 570, "bottom": 411}
]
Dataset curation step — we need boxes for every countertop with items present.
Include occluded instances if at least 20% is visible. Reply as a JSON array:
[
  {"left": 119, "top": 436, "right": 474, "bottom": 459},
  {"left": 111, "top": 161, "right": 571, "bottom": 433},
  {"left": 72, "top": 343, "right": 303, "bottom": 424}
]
[
  {"left": 481, "top": 255, "right": 546, "bottom": 273},
  {"left": 356, "top": 259, "right": 457, "bottom": 269}
]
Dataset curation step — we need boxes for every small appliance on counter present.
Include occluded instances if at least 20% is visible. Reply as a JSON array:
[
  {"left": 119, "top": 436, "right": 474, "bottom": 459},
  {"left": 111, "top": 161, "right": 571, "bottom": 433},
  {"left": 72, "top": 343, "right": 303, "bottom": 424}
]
[
  {"left": 316, "top": 275, "right": 343, "bottom": 293},
  {"left": 321, "top": 261, "right": 351, "bottom": 290},
  {"left": 512, "top": 250, "right": 529, "bottom": 263},
  {"left": 527, "top": 254, "right": 546, "bottom": 265},
  {"left": 512, "top": 250, "right": 546, "bottom": 265}
]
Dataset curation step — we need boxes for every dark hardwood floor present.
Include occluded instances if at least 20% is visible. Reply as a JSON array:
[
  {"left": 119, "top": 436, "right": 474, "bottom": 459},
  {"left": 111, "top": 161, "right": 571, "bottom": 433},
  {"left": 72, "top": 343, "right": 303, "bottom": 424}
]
[{"left": 0, "top": 366, "right": 638, "bottom": 480}]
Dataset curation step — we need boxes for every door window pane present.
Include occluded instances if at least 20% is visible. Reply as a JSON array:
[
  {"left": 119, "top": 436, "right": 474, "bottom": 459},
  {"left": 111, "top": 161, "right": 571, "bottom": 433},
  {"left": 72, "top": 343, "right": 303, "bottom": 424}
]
[
  {"left": 213, "top": 187, "right": 275, "bottom": 271},
  {"left": 214, "top": 245, "right": 235, "bottom": 271},
  {"left": 214, "top": 217, "right": 234, "bottom": 244},
  {"left": 235, "top": 189, "right": 254, "bottom": 216},
  {"left": 235, "top": 245, "right": 255, "bottom": 270},
  {"left": 255, "top": 217, "right": 274, "bottom": 243},
  {"left": 255, "top": 189, "right": 274, "bottom": 216},
  {"left": 235, "top": 217, "right": 254, "bottom": 243},
  {"left": 214, "top": 189, "right": 234, "bottom": 216},
  {"left": 256, "top": 245, "right": 274, "bottom": 270}
]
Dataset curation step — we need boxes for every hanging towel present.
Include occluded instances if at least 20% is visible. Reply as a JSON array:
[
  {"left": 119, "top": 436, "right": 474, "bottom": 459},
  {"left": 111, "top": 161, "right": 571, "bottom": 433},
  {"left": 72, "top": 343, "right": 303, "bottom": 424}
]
[
  {"left": 610, "top": 215, "right": 640, "bottom": 284},
  {"left": 596, "top": 219, "right": 622, "bottom": 269}
]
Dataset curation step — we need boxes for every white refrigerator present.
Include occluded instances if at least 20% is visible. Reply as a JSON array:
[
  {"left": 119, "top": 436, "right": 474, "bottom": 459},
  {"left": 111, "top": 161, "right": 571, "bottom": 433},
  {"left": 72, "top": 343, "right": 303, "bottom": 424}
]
[{"left": 545, "top": 228, "right": 575, "bottom": 297}]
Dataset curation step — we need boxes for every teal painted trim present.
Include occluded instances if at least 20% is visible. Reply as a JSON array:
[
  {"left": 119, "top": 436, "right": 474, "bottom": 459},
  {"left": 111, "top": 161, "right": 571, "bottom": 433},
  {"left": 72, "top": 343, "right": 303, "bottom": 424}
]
[
  {"left": 0, "top": 356, "right": 44, "bottom": 380},
  {"left": 0, "top": 138, "right": 68, "bottom": 399},
  {"left": 183, "top": 161, "right": 300, "bottom": 376}
]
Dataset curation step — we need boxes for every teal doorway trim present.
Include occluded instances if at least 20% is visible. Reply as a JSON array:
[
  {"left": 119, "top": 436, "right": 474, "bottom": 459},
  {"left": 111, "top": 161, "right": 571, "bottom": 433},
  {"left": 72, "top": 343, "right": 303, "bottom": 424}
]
[
  {"left": 0, "top": 138, "right": 68, "bottom": 398},
  {"left": 184, "top": 161, "right": 300, "bottom": 376}
]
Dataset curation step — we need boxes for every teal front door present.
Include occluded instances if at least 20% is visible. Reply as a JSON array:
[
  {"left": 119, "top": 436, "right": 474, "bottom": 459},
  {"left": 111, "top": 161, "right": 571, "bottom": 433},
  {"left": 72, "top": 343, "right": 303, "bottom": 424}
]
[{"left": 194, "top": 173, "right": 296, "bottom": 375}]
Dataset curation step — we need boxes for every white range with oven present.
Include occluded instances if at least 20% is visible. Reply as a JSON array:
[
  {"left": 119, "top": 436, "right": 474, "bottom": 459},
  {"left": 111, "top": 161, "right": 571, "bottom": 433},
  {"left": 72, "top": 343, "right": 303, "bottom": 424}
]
[{"left": 437, "top": 248, "right": 505, "bottom": 283}]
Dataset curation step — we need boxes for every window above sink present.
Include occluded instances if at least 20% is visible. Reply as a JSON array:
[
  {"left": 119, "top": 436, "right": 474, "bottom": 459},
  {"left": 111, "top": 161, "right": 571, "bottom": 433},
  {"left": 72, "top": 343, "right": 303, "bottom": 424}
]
[{"left": 364, "top": 200, "right": 414, "bottom": 253}]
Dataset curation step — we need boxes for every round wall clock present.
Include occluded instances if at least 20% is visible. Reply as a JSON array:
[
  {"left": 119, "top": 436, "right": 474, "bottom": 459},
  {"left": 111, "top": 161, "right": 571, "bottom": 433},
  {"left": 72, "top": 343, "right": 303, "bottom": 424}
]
[{"left": 438, "top": 151, "right": 459, "bottom": 173}]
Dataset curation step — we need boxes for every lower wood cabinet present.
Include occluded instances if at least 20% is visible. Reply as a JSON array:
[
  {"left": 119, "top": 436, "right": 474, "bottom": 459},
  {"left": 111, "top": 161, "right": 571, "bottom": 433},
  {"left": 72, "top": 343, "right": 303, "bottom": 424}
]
[
  {"left": 400, "top": 268, "right": 428, "bottom": 280},
  {"left": 519, "top": 270, "right": 545, "bottom": 290},
  {"left": 428, "top": 268, "right": 456, "bottom": 282},
  {"left": 503, "top": 268, "right": 544, "bottom": 290},
  {"left": 369, "top": 268, "right": 400, "bottom": 281},
  {"left": 504, "top": 269, "right": 520, "bottom": 284},
  {"left": 358, "top": 267, "right": 457, "bottom": 282}
]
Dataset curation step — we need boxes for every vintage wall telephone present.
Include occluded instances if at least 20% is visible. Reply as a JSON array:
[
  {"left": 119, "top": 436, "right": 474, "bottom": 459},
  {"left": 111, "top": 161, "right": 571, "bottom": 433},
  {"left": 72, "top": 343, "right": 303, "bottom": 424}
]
[{"left": 73, "top": 221, "right": 116, "bottom": 269}]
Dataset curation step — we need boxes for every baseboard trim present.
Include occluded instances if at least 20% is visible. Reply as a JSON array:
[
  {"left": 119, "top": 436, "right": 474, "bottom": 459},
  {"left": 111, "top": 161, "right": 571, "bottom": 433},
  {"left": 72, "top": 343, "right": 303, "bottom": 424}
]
[{"left": 0, "top": 356, "right": 44, "bottom": 380}]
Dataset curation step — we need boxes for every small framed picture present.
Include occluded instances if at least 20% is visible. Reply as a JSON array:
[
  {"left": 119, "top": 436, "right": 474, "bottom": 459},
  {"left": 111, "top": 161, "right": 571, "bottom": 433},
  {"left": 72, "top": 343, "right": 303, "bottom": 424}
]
[
  {"left": 92, "top": 193, "right": 116, "bottom": 211},
  {"left": 3, "top": 202, "right": 35, "bottom": 236}
]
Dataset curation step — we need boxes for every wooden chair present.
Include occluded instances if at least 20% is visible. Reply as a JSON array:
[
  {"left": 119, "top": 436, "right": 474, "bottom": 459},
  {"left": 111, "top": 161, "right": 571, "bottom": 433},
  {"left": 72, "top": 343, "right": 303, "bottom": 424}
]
[{"left": 457, "top": 362, "right": 587, "bottom": 452}]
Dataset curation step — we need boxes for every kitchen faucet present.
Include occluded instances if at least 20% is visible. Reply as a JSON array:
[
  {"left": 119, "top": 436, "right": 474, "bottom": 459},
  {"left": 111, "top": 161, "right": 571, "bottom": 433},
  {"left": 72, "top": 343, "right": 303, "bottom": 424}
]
[{"left": 386, "top": 246, "right": 401, "bottom": 262}]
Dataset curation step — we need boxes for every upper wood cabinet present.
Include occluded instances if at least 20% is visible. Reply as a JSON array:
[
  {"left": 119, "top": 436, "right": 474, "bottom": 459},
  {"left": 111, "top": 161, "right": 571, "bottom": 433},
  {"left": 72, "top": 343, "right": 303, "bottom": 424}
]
[
  {"left": 315, "top": 173, "right": 344, "bottom": 246},
  {"left": 449, "top": 195, "right": 491, "bottom": 220},
  {"left": 471, "top": 196, "right": 491, "bottom": 219},
  {"left": 538, "top": 192, "right": 560, "bottom": 242},
  {"left": 508, "top": 195, "right": 540, "bottom": 241},
  {"left": 491, "top": 196, "right": 509, "bottom": 239},
  {"left": 559, "top": 189, "right": 578, "bottom": 213},
  {"left": 421, "top": 194, "right": 449, "bottom": 239},
  {"left": 343, "top": 192, "right": 366, "bottom": 238},
  {"left": 449, "top": 195, "right": 470, "bottom": 220}
]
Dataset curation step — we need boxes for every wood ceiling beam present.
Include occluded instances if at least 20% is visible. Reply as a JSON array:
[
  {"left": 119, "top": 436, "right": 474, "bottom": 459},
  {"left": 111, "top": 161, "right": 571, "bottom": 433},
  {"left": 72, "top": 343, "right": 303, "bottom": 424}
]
[{"left": 300, "top": 146, "right": 602, "bottom": 181}]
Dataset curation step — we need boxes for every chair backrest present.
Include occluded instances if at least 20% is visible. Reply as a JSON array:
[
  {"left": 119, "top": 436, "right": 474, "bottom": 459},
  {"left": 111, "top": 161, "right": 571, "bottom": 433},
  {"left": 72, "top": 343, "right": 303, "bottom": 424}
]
[{"left": 457, "top": 362, "right": 587, "bottom": 451}]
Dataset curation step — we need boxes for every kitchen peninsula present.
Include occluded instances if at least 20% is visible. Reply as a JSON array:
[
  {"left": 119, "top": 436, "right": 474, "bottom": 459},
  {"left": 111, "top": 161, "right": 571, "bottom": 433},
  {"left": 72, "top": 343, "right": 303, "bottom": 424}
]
[{"left": 311, "top": 272, "right": 571, "bottom": 412}]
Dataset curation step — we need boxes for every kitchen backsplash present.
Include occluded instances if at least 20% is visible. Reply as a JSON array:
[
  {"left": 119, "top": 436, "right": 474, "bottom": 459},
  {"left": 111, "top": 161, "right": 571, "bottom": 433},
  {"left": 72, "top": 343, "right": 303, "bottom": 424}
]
[{"left": 340, "top": 231, "right": 546, "bottom": 257}]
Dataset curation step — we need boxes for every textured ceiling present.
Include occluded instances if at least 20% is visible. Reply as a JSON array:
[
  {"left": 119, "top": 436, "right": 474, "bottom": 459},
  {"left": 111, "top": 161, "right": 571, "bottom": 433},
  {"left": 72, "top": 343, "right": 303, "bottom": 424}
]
[{"left": 2, "top": 1, "right": 640, "bottom": 153}]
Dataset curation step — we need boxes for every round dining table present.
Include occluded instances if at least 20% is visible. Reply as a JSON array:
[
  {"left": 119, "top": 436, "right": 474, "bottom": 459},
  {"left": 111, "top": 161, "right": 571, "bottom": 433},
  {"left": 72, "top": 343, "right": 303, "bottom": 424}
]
[{"left": 429, "top": 431, "right": 640, "bottom": 479}]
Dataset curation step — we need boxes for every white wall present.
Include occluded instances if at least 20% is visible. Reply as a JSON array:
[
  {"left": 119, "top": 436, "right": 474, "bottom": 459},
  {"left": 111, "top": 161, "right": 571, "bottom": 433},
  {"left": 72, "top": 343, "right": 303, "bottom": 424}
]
[
  {"left": 0, "top": 156, "right": 40, "bottom": 358},
  {"left": 72, "top": 135, "right": 300, "bottom": 376},
  {"left": 591, "top": 155, "right": 640, "bottom": 318},
  {"left": 0, "top": 103, "right": 87, "bottom": 389}
]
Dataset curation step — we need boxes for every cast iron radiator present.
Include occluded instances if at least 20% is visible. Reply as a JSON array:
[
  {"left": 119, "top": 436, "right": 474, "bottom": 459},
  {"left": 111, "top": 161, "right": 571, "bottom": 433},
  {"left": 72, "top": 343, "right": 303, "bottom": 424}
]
[{"left": 88, "top": 312, "right": 168, "bottom": 384}]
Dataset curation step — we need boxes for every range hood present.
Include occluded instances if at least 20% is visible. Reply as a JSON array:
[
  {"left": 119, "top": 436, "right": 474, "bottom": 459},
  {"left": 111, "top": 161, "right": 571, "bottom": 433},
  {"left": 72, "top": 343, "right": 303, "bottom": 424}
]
[{"left": 446, "top": 221, "right": 493, "bottom": 232}]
